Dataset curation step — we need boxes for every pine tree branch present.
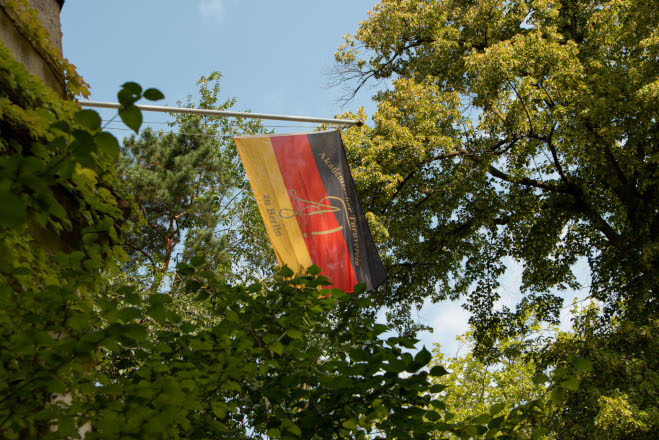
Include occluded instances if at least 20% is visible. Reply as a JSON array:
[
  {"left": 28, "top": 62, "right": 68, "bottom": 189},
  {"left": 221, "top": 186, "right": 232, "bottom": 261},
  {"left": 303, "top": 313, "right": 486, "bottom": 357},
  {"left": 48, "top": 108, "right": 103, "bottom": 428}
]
[{"left": 125, "top": 241, "right": 157, "bottom": 272}]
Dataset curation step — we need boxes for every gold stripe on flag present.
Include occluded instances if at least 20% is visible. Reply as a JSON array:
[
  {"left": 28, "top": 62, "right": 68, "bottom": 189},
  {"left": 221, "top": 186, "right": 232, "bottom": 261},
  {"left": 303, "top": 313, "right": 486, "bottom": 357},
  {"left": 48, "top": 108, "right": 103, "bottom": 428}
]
[{"left": 235, "top": 136, "right": 313, "bottom": 272}]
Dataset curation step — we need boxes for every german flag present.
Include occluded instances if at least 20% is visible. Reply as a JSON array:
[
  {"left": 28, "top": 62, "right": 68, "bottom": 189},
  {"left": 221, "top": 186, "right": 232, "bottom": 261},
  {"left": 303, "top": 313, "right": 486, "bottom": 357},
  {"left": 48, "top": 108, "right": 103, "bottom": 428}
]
[{"left": 234, "top": 130, "right": 387, "bottom": 293}]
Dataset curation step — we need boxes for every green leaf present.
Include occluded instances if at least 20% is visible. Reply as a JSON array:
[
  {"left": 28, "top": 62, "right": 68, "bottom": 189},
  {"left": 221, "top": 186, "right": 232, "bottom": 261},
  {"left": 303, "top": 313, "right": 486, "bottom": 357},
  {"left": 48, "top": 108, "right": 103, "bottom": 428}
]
[
  {"left": 225, "top": 310, "right": 240, "bottom": 323},
  {"left": 119, "top": 104, "right": 143, "bottom": 133},
  {"left": 50, "top": 120, "right": 70, "bottom": 133},
  {"left": 212, "top": 402, "right": 227, "bottom": 419},
  {"left": 315, "top": 275, "right": 331, "bottom": 286},
  {"left": 125, "top": 323, "right": 147, "bottom": 342},
  {"left": 149, "top": 294, "right": 172, "bottom": 306},
  {"left": 330, "top": 288, "right": 346, "bottom": 298},
  {"left": 200, "top": 270, "right": 216, "bottom": 281},
  {"left": 286, "top": 422, "right": 302, "bottom": 436},
  {"left": 267, "top": 428, "right": 281, "bottom": 438},
  {"left": 143, "top": 88, "right": 165, "bottom": 101},
  {"left": 489, "top": 402, "right": 505, "bottom": 416},
  {"left": 488, "top": 416, "right": 504, "bottom": 429},
  {"left": 82, "top": 232, "right": 99, "bottom": 244},
  {"left": 353, "top": 283, "right": 367, "bottom": 294},
  {"left": 118, "top": 285, "right": 136, "bottom": 295},
  {"left": 533, "top": 373, "right": 550, "bottom": 385},
  {"left": 425, "top": 410, "right": 441, "bottom": 422},
  {"left": 573, "top": 356, "right": 593, "bottom": 372},
  {"left": 341, "top": 419, "right": 357, "bottom": 430},
  {"left": 287, "top": 328, "right": 303, "bottom": 340},
  {"left": 430, "top": 384, "right": 447, "bottom": 393},
  {"left": 0, "top": 192, "right": 27, "bottom": 228},
  {"left": 464, "top": 425, "right": 478, "bottom": 437},
  {"left": 414, "top": 346, "right": 432, "bottom": 366},
  {"left": 429, "top": 365, "right": 449, "bottom": 377},
  {"left": 117, "top": 81, "right": 142, "bottom": 106},
  {"left": 385, "top": 358, "right": 407, "bottom": 373},
  {"left": 177, "top": 262, "right": 195, "bottom": 276},
  {"left": 269, "top": 341, "right": 284, "bottom": 356},
  {"left": 185, "top": 280, "right": 204, "bottom": 293},
  {"left": 350, "top": 348, "right": 370, "bottom": 362},
  {"left": 57, "top": 416, "right": 76, "bottom": 436},
  {"left": 118, "top": 307, "right": 142, "bottom": 322},
  {"left": 281, "top": 265, "right": 294, "bottom": 277},
  {"left": 278, "top": 315, "right": 291, "bottom": 328},
  {"left": 50, "top": 200, "right": 68, "bottom": 220},
  {"left": 124, "top": 292, "right": 142, "bottom": 306},
  {"left": 264, "top": 334, "right": 279, "bottom": 345},
  {"left": 307, "top": 264, "right": 321, "bottom": 276},
  {"left": 94, "top": 132, "right": 121, "bottom": 160},
  {"left": 431, "top": 399, "right": 446, "bottom": 410},
  {"left": 76, "top": 109, "right": 102, "bottom": 131},
  {"left": 532, "top": 427, "right": 549, "bottom": 439},
  {"left": 560, "top": 375, "right": 579, "bottom": 391},
  {"left": 194, "top": 291, "right": 211, "bottom": 305},
  {"left": 13, "top": 266, "right": 31, "bottom": 275},
  {"left": 551, "top": 387, "right": 564, "bottom": 403},
  {"left": 473, "top": 413, "right": 491, "bottom": 424},
  {"left": 54, "top": 158, "right": 76, "bottom": 180}
]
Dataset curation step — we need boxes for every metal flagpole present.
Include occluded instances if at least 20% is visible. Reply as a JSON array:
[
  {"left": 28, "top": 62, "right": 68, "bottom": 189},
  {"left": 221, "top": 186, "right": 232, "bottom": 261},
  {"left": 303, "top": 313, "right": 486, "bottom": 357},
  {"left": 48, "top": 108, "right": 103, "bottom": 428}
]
[{"left": 79, "top": 101, "right": 364, "bottom": 127}]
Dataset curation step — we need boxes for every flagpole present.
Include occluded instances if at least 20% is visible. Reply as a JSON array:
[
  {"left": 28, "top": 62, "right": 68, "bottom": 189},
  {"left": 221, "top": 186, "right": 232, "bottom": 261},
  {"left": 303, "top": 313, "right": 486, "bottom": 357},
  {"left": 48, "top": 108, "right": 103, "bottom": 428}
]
[{"left": 79, "top": 101, "right": 363, "bottom": 127}]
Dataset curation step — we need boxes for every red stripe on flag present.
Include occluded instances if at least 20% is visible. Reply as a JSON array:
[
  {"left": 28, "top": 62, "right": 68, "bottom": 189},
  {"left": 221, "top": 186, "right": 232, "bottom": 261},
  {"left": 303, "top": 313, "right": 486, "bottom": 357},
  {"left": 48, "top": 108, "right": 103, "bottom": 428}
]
[{"left": 271, "top": 135, "right": 358, "bottom": 292}]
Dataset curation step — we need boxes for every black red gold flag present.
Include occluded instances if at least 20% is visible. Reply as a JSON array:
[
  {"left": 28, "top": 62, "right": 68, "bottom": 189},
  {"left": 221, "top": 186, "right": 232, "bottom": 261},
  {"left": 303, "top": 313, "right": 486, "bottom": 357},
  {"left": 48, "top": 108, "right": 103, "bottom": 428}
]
[{"left": 234, "top": 130, "right": 387, "bottom": 293}]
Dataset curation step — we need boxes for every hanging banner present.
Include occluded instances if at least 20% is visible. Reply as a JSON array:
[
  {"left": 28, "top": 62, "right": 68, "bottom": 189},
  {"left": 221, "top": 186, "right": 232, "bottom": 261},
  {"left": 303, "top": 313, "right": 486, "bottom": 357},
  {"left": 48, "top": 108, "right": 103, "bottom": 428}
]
[{"left": 234, "top": 130, "right": 387, "bottom": 293}]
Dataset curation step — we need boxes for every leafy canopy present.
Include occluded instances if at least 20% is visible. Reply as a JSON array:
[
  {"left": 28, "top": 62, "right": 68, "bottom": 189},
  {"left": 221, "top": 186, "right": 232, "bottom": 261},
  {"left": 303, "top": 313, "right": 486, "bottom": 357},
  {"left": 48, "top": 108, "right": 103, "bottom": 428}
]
[{"left": 334, "top": 0, "right": 659, "bottom": 342}]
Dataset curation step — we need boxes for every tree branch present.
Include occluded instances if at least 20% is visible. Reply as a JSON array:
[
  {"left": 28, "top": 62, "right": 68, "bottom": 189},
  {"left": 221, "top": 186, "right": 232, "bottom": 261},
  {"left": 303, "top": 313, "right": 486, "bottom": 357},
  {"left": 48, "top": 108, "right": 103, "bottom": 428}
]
[
  {"left": 126, "top": 241, "right": 157, "bottom": 272},
  {"left": 584, "top": 122, "right": 630, "bottom": 188},
  {"left": 487, "top": 165, "right": 571, "bottom": 193},
  {"left": 544, "top": 127, "right": 571, "bottom": 187},
  {"left": 138, "top": 201, "right": 165, "bottom": 237},
  {"left": 584, "top": 121, "right": 642, "bottom": 222},
  {"left": 334, "top": 37, "right": 433, "bottom": 103}
]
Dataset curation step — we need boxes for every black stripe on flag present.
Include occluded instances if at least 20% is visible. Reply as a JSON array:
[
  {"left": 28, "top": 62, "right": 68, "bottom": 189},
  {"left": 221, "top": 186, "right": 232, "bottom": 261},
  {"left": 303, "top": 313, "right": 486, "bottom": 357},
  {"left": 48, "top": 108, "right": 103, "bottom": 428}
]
[{"left": 306, "top": 130, "right": 388, "bottom": 291}]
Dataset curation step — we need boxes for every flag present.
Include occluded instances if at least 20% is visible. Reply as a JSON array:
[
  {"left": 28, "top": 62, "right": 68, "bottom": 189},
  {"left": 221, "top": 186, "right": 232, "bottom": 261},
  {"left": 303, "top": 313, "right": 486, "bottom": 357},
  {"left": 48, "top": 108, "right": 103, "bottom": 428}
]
[{"left": 234, "top": 130, "right": 387, "bottom": 293}]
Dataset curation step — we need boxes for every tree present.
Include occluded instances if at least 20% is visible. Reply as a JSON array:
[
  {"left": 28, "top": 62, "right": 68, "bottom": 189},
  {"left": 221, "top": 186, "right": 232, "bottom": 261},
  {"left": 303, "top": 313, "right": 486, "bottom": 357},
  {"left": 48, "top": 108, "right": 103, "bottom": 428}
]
[
  {"left": 334, "top": 0, "right": 658, "bottom": 346},
  {"left": 1, "top": 4, "right": 461, "bottom": 438},
  {"left": 427, "top": 304, "right": 659, "bottom": 439},
  {"left": 428, "top": 324, "right": 547, "bottom": 439},
  {"left": 539, "top": 305, "right": 659, "bottom": 439},
  {"left": 118, "top": 72, "right": 276, "bottom": 290},
  {"left": 333, "top": 1, "right": 658, "bottom": 437}
]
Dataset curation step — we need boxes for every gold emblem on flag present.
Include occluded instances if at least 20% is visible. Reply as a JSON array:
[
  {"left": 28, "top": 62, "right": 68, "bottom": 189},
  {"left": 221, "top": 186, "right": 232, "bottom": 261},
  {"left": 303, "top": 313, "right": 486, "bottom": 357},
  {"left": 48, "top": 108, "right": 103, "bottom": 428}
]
[{"left": 279, "top": 189, "right": 352, "bottom": 237}]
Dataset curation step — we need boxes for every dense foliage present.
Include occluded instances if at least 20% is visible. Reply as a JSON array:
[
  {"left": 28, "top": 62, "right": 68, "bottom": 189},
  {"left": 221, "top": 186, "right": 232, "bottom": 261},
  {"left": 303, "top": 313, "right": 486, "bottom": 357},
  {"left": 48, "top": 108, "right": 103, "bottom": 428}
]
[
  {"left": 0, "top": 3, "right": 135, "bottom": 430},
  {"left": 334, "top": 0, "right": 659, "bottom": 437},
  {"left": 336, "top": 0, "right": 658, "bottom": 336},
  {"left": 0, "top": 4, "right": 462, "bottom": 438},
  {"left": 429, "top": 325, "right": 546, "bottom": 438},
  {"left": 540, "top": 307, "right": 659, "bottom": 438},
  {"left": 4, "top": 0, "right": 655, "bottom": 437}
]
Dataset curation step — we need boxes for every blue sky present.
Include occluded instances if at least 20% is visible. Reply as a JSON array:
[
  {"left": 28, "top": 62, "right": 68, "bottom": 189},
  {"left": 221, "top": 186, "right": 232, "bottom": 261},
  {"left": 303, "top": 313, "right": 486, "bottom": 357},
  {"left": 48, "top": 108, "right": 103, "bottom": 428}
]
[
  {"left": 60, "top": 1, "right": 588, "bottom": 356},
  {"left": 61, "top": 0, "right": 380, "bottom": 129}
]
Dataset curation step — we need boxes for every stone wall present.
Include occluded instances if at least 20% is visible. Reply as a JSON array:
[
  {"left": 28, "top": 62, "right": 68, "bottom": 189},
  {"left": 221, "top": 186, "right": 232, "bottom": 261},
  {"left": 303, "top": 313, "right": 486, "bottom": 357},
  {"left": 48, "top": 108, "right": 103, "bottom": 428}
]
[{"left": 0, "top": 0, "right": 65, "bottom": 95}]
